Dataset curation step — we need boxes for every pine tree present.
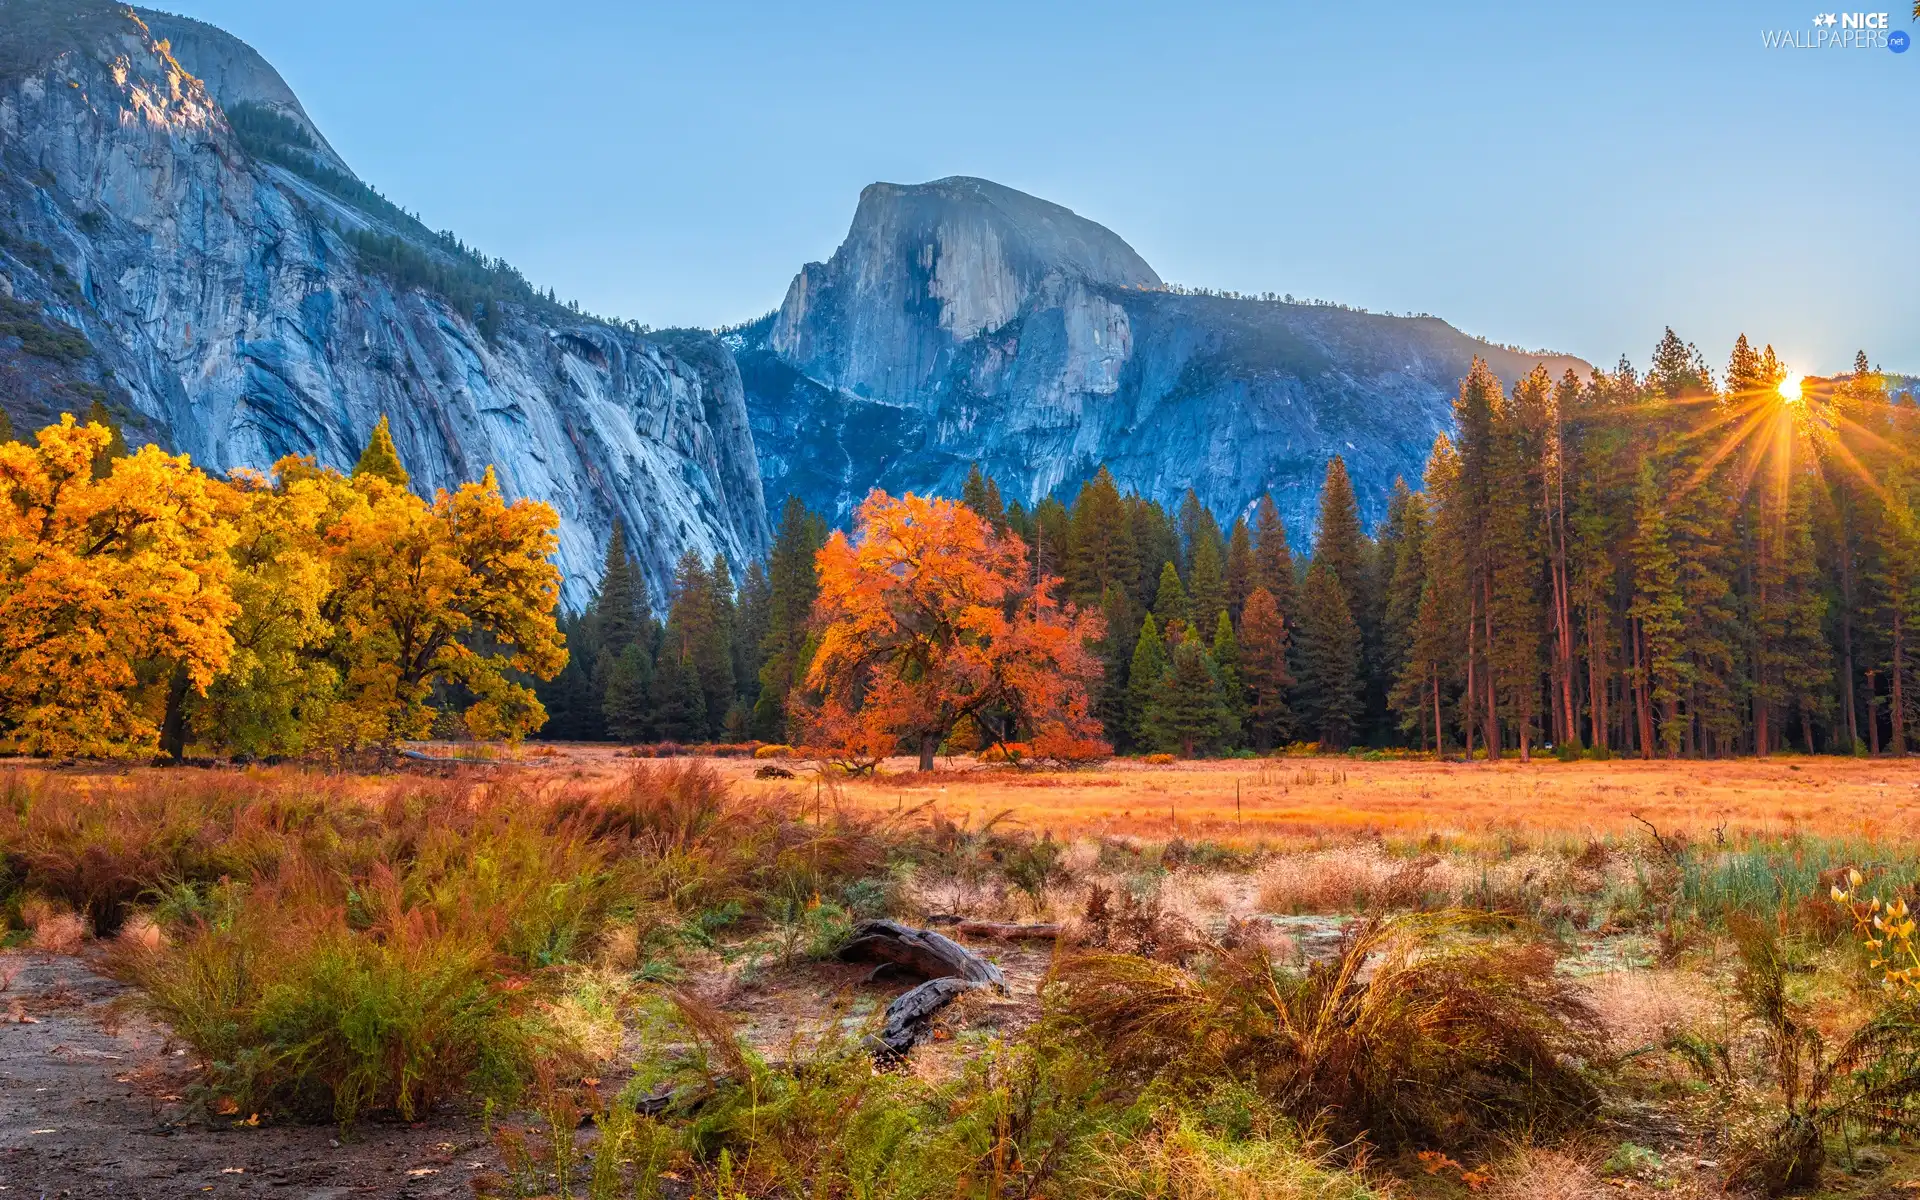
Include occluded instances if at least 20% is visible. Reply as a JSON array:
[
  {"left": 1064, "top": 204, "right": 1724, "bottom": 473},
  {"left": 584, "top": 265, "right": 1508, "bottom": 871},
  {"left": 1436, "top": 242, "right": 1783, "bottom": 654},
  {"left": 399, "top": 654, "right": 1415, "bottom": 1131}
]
[
  {"left": 1066, "top": 468, "right": 1140, "bottom": 606},
  {"left": 1224, "top": 519, "right": 1255, "bottom": 626},
  {"left": 82, "top": 398, "right": 130, "bottom": 479},
  {"left": 734, "top": 559, "right": 771, "bottom": 712},
  {"left": 1143, "top": 637, "right": 1233, "bottom": 757},
  {"left": 1188, "top": 533, "right": 1227, "bottom": 634},
  {"left": 1152, "top": 561, "right": 1189, "bottom": 630},
  {"left": 596, "top": 521, "right": 649, "bottom": 656},
  {"left": 1295, "top": 561, "right": 1362, "bottom": 748},
  {"left": 1252, "top": 494, "right": 1297, "bottom": 619},
  {"left": 1128, "top": 496, "right": 1180, "bottom": 612},
  {"left": 1210, "top": 610, "right": 1247, "bottom": 747},
  {"left": 352, "top": 414, "right": 409, "bottom": 488},
  {"left": 962, "top": 464, "right": 1007, "bottom": 532},
  {"left": 1176, "top": 489, "right": 1223, "bottom": 579},
  {"left": 1628, "top": 463, "right": 1686, "bottom": 757},
  {"left": 1031, "top": 497, "right": 1070, "bottom": 583},
  {"left": 755, "top": 497, "right": 826, "bottom": 741},
  {"left": 1238, "top": 586, "right": 1293, "bottom": 749},
  {"left": 1094, "top": 584, "right": 1138, "bottom": 749},
  {"left": 1313, "top": 458, "right": 1367, "bottom": 603},
  {"left": 1382, "top": 484, "right": 1433, "bottom": 746},
  {"left": 1487, "top": 367, "right": 1549, "bottom": 759},
  {"left": 648, "top": 650, "right": 707, "bottom": 743},
  {"left": 1126, "top": 613, "right": 1169, "bottom": 749},
  {"left": 603, "top": 642, "right": 654, "bottom": 741},
  {"left": 662, "top": 551, "right": 734, "bottom": 740}
]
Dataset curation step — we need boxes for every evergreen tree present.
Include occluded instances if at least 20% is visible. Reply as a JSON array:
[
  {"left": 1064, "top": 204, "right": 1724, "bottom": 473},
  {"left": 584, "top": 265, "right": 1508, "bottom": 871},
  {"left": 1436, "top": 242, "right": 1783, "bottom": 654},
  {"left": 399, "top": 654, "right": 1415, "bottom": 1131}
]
[
  {"left": 1143, "top": 637, "right": 1234, "bottom": 757},
  {"left": 1381, "top": 484, "right": 1433, "bottom": 746},
  {"left": 1224, "top": 519, "right": 1255, "bottom": 626},
  {"left": 1252, "top": 494, "right": 1297, "bottom": 619},
  {"left": 962, "top": 464, "right": 1007, "bottom": 532},
  {"left": 1210, "top": 610, "right": 1248, "bottom": 747},
  {"left": 1066, "top": 467, "right": 1140, "bottom": 606},
  {"left": 662, "top": 551, "right": 733, "bottom": 740},
  {"left": 1188, "top": 533, "right": 1227, "bottom": 634},
  {"left": 352, "top": 414, "right": 409, "bottom": 488},
  {"left": 1030, "top": 496, "right": 1070, "bottom": 583},
  {"left": 1093, "top": 584, "right": 1138, "bottom": 749},
  {"left": 1313, "top": 457, "right": 1367, "bottom": 603},
  {"left": 83, "top": 398, "right": 129, "bottom": 479},
  {"left": 734, "top": 559, "right": 771, "bottom": 712},
  {"left": 755, "top": 497, "right": 826, "bottom": 741},
  {"left": 1126, "top": 613, "right": 1169, "bottom": 748},
  {"left": 596, "top": 521, "right": 650, "bottom": 655},
  {"left": 1238, "top": 586, "right": 1293, "bottom": 749},
  {"left": 1628, "top": 463, "right": 1687, "bottom": 757},
  {"left": 1176, "top": 489, "right": 1223, "bottom": 579},
  {"left": 1152, "top": 561, "right": 1189, "bottom": 630},
  {"left": 1128, "top": 496, "right": 1180, "bottom": 612},
  {"left": 603, "top": 642, "right": 653, "bottom": 741},
  {"left": 1294, "top": 561, "right": 1362, "bottom": 748},
  {"left": 1487, "top": 367, "right": 1549, "bottom": 759},
  {"left": 648, "top": 650, "right": 707, "bottom": 743}
]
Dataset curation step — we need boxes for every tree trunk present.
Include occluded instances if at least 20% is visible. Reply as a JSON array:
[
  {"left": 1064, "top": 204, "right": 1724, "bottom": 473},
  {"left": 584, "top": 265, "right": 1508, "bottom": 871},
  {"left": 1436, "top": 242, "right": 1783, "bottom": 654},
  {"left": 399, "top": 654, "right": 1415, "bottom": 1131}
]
[
  {"left": 1587, "top": 601, "right": 1607, "bottom": 753},
  {"left": 919, "top": 732, "right": 937, "bottom": 772},
  {"left": 1895, "top": 612, "right": 1907, "bottom": 756},
  {"left": 1869, "top": 669, "right": 1882, "bottom": 756},
  {"left": 1483, "top": 575, "right": 1501, "bottom": 759},
  {"left": 1634, "top": 620, "right": 1654, "bottom": 760},
  {"left": 1432, "top": 671, "right": 1445, "bottom": 757},
  {"left": 159, "top": 664, "right": 190, "bottom": 763},
  {"left": 1463, "top": 594, "right": 1478, "bottom": 761}
]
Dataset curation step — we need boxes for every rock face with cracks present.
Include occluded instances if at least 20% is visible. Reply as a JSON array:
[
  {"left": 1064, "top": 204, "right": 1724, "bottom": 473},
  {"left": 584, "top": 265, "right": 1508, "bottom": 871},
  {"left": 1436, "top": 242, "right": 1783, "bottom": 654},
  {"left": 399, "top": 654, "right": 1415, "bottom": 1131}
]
[
  {"left": 0, "top": 0, "right": 768, "bottom": 610},
  {"left": 738, "top": 175, "right": 1590, "bottom": 539}
]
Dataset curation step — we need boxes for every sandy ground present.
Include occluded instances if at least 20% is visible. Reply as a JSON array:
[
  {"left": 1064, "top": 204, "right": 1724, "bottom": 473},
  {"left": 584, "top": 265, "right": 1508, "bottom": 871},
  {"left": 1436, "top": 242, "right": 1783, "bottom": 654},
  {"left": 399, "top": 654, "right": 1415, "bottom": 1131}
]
[{"left": 0, "top": 952, "right": 505, "bottom": 1198}]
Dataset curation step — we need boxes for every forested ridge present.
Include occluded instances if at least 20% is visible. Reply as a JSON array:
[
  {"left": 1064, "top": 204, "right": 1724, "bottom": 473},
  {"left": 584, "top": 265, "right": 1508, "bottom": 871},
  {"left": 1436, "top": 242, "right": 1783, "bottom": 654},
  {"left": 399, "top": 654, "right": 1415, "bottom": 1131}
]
[{"left": 544, "top": 327, "right": 1913, "bottom": 760}]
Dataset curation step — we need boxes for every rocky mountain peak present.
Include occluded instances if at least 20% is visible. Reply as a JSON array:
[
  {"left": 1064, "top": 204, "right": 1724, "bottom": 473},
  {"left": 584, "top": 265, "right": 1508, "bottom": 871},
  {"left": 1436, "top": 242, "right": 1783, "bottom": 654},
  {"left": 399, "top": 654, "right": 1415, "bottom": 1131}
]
[{"left": 770, "top": 177, "right": 1160, "bottom": 406}]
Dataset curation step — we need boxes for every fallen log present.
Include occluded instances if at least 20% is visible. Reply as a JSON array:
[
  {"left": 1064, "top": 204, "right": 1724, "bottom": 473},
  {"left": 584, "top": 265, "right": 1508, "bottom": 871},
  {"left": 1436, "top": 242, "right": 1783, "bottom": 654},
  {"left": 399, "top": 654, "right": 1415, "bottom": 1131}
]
[
  {"left": 950, "top": 920, "right": 1061, "bottom": 942},
  {"left": 839, "top": 920, "right": 1012, "bottom": 1060},
  {"left": 837, "top": 920, "right": 1009, "bottom": 992},
  {"left": 872, "top": 976, "right": 980, "bottom": 1059}
]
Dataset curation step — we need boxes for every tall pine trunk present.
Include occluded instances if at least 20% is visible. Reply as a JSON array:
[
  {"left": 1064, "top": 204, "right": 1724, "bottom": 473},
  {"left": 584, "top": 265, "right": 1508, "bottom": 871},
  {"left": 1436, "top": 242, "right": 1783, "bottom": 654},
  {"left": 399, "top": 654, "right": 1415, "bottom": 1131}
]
[
  {"left": 1895, "top": 612, "right": 1907, "bottom": 757},
  {"left": 1483, "top": 575, "right": 1500, "bottom": 759}
]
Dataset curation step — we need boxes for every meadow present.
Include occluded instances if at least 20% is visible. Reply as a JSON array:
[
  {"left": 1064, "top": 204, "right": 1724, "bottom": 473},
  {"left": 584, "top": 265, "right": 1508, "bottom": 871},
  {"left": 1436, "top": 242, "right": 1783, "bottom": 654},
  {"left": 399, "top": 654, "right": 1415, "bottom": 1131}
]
[{"left": 9, "top": 752, "right": 1920, "bottom": 1198}]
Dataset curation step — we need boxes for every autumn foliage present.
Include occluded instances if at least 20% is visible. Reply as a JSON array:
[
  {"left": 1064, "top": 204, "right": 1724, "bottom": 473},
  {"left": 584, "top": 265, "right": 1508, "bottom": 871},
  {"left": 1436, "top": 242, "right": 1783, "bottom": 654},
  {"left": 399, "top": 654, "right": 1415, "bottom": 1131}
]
[
  {"left": 801, "top": 490, "right": 1107, "bottom": 770},
  {"left": 0, "top": 414, "right": 565, "bottom": 758}
]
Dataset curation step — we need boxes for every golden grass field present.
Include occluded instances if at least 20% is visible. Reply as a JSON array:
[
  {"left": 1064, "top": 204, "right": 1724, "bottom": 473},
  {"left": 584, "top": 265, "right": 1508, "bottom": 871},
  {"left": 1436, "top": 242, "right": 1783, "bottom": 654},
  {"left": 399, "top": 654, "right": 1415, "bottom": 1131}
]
[{"left": 658, "top": 753, "right": 1920, "bottom": 844}]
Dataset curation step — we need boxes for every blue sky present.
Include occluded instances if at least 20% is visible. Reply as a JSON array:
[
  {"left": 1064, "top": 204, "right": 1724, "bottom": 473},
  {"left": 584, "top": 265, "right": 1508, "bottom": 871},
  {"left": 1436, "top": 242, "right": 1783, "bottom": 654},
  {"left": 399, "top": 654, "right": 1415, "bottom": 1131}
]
[{"left": 156, "top": 0, "right": 1917, "bottom": 375}]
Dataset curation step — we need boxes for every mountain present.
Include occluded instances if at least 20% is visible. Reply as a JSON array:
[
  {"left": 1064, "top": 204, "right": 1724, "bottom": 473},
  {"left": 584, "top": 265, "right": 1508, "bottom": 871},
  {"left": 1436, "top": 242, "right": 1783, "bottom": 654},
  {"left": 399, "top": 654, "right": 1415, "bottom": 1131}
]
[
  {"left": 735, "top": 176, "right": 1589, "bottom": 537},
  {"left": 0, "top": 1, "right": 768, "bottom": 610}
]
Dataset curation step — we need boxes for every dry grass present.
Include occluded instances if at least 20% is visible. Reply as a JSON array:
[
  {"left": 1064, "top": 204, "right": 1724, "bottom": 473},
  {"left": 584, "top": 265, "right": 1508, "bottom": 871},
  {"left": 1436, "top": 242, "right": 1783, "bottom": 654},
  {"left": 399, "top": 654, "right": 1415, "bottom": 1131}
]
[{"left": 535, "top": 751, "right": 1920, "bottom": 845}]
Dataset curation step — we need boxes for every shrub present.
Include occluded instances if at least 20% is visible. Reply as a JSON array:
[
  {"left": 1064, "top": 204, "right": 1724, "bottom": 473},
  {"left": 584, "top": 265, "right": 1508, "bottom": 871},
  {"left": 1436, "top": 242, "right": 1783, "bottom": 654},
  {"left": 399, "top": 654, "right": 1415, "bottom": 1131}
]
[
  {"left": 978, "top": 742, "right": 1033, "bottom": 764},
  {"left": 754, "top": 744, "right": 795, "bottom": 759},
  {"left": 114, "top": 859, "right": 556, "bottom": 1125},
  {"left": 1032, "top": 726, "right": 1112, "bottom": 766},
  {"left": 1052, "top": 914, "right": 1605, "bottom": 1148},
  {"left": 1143, "top": 753, "right": 1177, "bottom": 766}
]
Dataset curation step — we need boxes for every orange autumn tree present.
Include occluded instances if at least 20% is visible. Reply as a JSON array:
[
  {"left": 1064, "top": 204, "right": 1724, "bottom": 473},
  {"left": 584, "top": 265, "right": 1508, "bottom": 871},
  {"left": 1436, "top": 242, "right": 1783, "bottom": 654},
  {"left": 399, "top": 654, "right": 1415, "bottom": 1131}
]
[
  {"left": 0, "top": 416, "right": 237, "bottom": 756},
  {"left": 802, "top": 490, "right": 1106, "bottom": 771}
]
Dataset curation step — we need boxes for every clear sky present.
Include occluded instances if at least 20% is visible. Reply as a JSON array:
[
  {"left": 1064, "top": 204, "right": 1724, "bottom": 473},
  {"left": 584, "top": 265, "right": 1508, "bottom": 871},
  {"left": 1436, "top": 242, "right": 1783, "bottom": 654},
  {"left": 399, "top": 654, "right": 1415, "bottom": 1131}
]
[{"left": 153, "top": 0, "right": 1917, "bottom": 376}]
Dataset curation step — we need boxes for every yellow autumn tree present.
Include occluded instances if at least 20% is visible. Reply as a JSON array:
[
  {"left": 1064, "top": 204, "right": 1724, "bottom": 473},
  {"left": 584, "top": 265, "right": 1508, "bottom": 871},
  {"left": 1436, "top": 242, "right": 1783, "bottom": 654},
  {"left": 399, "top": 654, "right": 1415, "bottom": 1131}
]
[
  {"left": 317, "top": 464, "right": 567, "bottom": 746},
  {"left": 186, "top": 460, "right": 345, "bottom": 756},
  {"left": 0, "top": 416, "right": 237, "bottom": 756}
]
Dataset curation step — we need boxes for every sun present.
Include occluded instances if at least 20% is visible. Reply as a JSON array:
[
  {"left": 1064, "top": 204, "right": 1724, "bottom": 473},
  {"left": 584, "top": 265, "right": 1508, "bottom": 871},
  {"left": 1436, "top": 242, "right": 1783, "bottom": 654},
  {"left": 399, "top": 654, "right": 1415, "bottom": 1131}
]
[{"left": 1778, "top": 371, "right": 1804, "bottom": 403}]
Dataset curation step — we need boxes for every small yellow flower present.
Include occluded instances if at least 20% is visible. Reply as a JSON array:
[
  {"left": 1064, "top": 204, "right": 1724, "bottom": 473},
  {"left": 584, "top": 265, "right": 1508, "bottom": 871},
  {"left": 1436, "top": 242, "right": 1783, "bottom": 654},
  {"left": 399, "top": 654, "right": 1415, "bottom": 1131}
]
[{"left": 1851, "top": 868, "right": 1866, "bottom": 888}]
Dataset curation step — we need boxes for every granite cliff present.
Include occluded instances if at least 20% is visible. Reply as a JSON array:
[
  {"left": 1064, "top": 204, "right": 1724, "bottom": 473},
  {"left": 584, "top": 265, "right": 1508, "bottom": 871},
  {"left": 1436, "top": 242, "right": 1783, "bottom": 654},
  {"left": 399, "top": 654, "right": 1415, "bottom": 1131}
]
[
  {"left": 737, "top": 176, "right": 1589, "bottom": 537},
  {"left": 0, "top": 1, "right": 768, "bottom": 609}
]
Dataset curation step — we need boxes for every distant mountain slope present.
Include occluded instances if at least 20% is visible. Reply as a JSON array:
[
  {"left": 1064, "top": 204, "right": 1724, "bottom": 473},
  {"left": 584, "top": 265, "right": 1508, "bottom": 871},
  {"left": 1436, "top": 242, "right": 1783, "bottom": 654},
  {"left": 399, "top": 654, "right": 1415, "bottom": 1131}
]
[
  {"left": 0, "top": 0, "right": 767, "bottom": 608},
  {"left": 740, "top": 176, "right": 1589, "bottom": 536}
]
